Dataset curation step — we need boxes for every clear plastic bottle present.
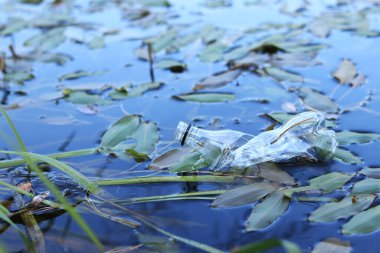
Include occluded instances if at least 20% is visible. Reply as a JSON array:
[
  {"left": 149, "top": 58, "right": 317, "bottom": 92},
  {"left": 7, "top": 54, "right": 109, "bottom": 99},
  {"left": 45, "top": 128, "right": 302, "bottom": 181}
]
[{"left": 174, "top": 111, "right": 337, "bottom": 170}]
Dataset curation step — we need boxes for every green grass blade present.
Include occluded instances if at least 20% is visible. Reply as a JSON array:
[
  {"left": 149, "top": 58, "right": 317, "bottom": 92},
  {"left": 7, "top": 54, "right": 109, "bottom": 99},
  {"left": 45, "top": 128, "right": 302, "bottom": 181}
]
[
  {"left": 95, "top": 175, "right": 235, "bottom": 185},
  {"left": 0, "top": 148, "right": 98, "bottom": 169}
]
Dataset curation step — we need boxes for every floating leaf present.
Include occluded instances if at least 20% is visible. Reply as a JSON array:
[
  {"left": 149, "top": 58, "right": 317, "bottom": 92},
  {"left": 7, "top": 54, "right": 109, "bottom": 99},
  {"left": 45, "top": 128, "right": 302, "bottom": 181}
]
[
  {"left": 0, "top": 17, "right": 28, "bottom": 36},
  {"left": 193, "top": 69, "right": 241, "bottom": 91},
  {"left": 298, "top": 87, "right": 339, "bottom": 113},
  {"left": 311, "top": 238, "right": 351, "bottom": 253},
  {"left": 333, "top": 148, "right": 362, "bottom": 165},
  {"left": 200, "top": 25, "right": 225, "bottom": 44},
  {"left": 232, "top": 239, "right": 301, "bottom": 253},
  {"left": 263, "top": 67, "right": 303, "bottom": 82},
  {"left": 151, "top": 30, "right": 177, "bottom": 53},
  {"left": 155, "top": 59, "right": 186, "bottom": 73},
  {"left": 223, "top": 45, "right": 252, "bottom": 62},
  {"left": 88, "top": 36, "right": 105, "bottom": 49},
  {"left": 198, "top": 42, "right": 228, "bottom": 63},
  {"left": 59, "top": 70, "right": 105, "bottom": 81},
  {"left": 284, "top": 172, "right": 352, "bottom": 197},
  {"left": 309, "top": 194, "right": 375, "bottom": 223},
  {"left": 109, "top": 82, "right": 164, "bottom": 100},
  {"left": 64, "top": 90, "right": 109, "bottom": 105},
  {"left": 352, "top": 178, "right": 380, "bottom": 194},
  {"left": 336, "top": 131, "right": 380, "bottom": 145},
  {"left": 342, "top": 205, "right": 380, "bottom": 235},
  {"left": 24, "top": 28, "right": 66, "bottom": 52},
  {"left": 333, "top": 59, "right": 357, "bottom": 84},
  {"left": 257, "top": 162, "right": 296, "bottom": 185},
  {"left": 350, "top": 74, "right": 365, "bottom": 87},
  {"left": 4, "top": 71, "right": 35, "bottom": 84},
  {"left": 361, "top": 167, "right": 380, "bottom": 179},
  {"left": 100, "top": 115, "right": 159, "bottom": 158},
  {"left": 173, "top": 92, "right": 235, "bottom": 103},
  {"left": 212, "top": 182, "right": 277, "bottom": 207},
  {"left": 149, "top": 147, "right": 197, "bottom": 170},
  {"left": 245, "top": 191, "right": 289, "bottom": 231}
]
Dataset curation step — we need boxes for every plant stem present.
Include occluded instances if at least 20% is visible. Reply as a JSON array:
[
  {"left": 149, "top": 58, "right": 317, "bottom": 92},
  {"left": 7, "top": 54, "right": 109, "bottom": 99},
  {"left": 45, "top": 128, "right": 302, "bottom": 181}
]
[
  {"left": 0, "top": 148, "right": 98, "bottom": 169},
  {"left": 95, "top": 175, "right": 236, "bottom": 186},
  {"left": 117, "top": 190, "right": 225, "bottom": 204}
]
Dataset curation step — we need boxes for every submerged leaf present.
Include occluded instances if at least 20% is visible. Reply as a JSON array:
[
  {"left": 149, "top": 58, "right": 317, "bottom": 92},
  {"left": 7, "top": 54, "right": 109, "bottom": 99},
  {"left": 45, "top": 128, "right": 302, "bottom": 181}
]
[
  {"left": 309, "top": 194, "right": 375, "bottom": 223},
  {"left": 257, "top": 163, "right": 296, "bottom": 185},
  {"left": 336, "top": 131, "right": 380, "bottom": 145},
  {"left": 311, "top": 238, "right": 351, "bottom": 253},
  {"left": 193, "top": 69, "right": 241, "bottom": 91},
  {"left": 64, "top": 91, "right": 108, "bottom": 105},
  {"left": 245, "top": 191, "right": 289, "bottom": 231},
  {"left": 342, "top": 205, "right": 380, "bottom": 235},
  {"left": 212, "top": 182, "right": 277, "bottom": 207},
  {"left": 333, "top": 59, "right": 357, "bottom": 84},
  {"left": 173, "top": 92, "right": 235, "bottom": 103}
]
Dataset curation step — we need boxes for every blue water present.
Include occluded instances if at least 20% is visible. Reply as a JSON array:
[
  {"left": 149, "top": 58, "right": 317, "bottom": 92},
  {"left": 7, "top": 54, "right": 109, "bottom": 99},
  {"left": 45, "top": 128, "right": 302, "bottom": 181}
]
[{"left": 1, "top": 0, "right": 380, "bottom": 252}]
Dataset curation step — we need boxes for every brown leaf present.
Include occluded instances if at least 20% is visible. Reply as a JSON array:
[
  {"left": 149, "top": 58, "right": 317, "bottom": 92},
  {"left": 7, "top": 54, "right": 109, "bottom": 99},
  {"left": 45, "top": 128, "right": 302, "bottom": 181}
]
[
  {"left": 333, "top": 59, "right": 357, "bottom": 84},
  {"left": 350, "top": 74, "right": 366, "bottom": 87}
]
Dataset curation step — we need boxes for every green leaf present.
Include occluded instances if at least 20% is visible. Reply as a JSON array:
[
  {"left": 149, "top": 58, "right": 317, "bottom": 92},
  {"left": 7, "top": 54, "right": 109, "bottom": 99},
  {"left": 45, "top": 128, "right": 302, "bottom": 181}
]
[
  {"left": 64, "top": 90, "right": 109, "bottom": 105},
  {"left": 352, "top": 178, "right": 380, "bottom": 194},
  {"left": 193, "top": 69, "right": 241, "bottom": 91},
  {"left": 256, "top": 162, "right": 295, "bottom": 185},
  {"left": 100, "top": 115, "right": 159, "bottom": 157},
  {"left": 336, "top": 131, "right": 380, "bottom": 145},
  {"left": 298, "top": 87, "right": 339, "bottom": 113},
  {"left": 212, "top": 182, "right": 277, "bottom": 207},
  {"left": 151, "top": 30, "right": 177, "bottom": 53},
  {"left": 198, "top": 42, "right": 228, "bottom": 63},
  {"left": 263, "top": 67, "right": 303, "bottom": 82},
  {"left": 361, "top": 167, "right": 380, "bottom": 179},
  {"left": 309, "top": 194, "right": 375, "bottom": 223},
  {"left": 245, "top": 191, "right": 289, "bottom": 231},
  {"left": 233, "top": 239, "right": 301, "bottom": 253},
  {"left": 109, "top": 82, "right": 163, "bottom": 100},
  {"left": 59, "top": 70, "right": 105, "bottom": 81},
  {"left": 200, "top": 25, "right": 225, "bottom": 44},
  {"left": 155, "top": 59, "right": 186, "bottom": 73},
  {"left": 88, "top": 36, "right": 105, "bottom": 49},
  {"left": 333, "top": 148, "right": 362, "bottom": 165},
  {"left": 173, "top": 92, "right": 235, "bottom": 103},
  {"left": 24, "top": 28, "right": 66, "bottom": 52},
  {"left": 0, "top": 17, "right": 28, "bottom": 36},
  {"left": 342, "top": 205, "right": 380, "bottom": 235},
  {"left": 311, "top": 238, "right": 351, "bottom": 253},
  {"left": 284, "top": 172, "right": 352, "bottom": 197},
  {"left": 333, "top": 59, "right": 357, "bottom": 84},
  {"left": 223, "top": 45, "right": 252, "bottom": 62},
  {"left": 4, "top": 71, "right": 35, "bottom": 84}
]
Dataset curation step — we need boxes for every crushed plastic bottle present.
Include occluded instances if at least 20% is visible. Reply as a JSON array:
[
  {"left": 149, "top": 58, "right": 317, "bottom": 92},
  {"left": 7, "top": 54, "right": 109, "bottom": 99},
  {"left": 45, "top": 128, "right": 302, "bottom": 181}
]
[{"left": 175, "top": 111, "right": 337, "bottom": 170}]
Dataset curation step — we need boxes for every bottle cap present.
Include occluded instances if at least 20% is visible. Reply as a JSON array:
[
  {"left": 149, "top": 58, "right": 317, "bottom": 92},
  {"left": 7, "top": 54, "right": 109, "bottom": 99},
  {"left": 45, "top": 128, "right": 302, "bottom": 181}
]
[{"left": 175, "top": 121, "right": 193, "bottom": 146}]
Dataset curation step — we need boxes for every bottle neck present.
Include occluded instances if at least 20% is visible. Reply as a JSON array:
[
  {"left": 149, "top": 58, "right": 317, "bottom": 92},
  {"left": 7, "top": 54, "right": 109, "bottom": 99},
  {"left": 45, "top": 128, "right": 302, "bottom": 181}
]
[{"left": 175, "top": 121, "right": 252, "bottom": 148}]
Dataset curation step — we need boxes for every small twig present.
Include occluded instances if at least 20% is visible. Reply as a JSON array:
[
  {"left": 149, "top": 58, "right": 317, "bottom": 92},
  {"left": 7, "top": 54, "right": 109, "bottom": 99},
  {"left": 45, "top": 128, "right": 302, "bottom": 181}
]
[
  {"left": 146, "top": 42, "right": 155, "bottom": 83},
  {"left": 0, "top": 53, "right": 6, "bottom": 74},
  {"left": 8, "top": 45, "right": 21, "bottom": 60}
]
